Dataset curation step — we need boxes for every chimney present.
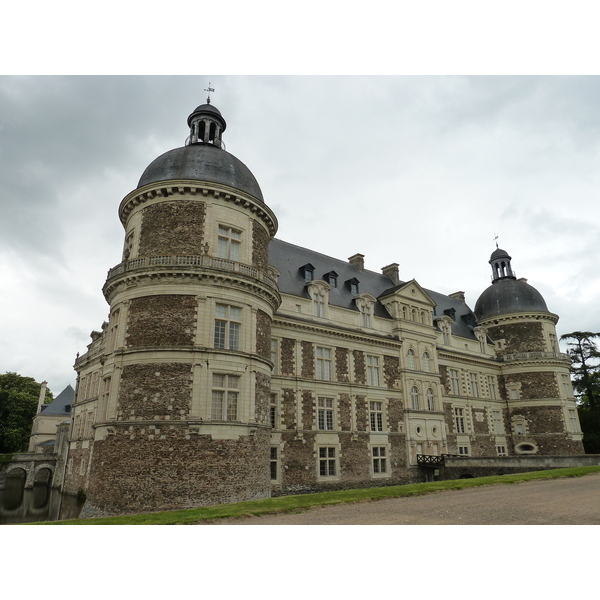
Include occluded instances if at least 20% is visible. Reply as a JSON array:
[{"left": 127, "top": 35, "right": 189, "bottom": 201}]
[
  {"left": 381, "top": 263, "right": 399, "bottom": 286},
  {"left": 38, "top": 380, "right": 48, "bottom": 413},
  {"left": 348, "top": 253, "right": 365, "bottom": 271},
  {"left": 449, "top": 291, "right": 466, "bottom": 303}
]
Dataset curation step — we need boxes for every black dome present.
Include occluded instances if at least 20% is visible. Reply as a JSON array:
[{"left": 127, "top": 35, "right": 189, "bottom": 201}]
[
  {"left": 137, "top": 144, "right": 264, "bottom": 202},
  {"left": 474, "top": 278, "right": 549, "bottom": 321}
]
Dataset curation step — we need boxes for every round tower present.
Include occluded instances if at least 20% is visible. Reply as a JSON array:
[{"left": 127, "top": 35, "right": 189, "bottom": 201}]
[
  {"left": 82, "top": 101, "right": 281, "bottom": 515},
  {"left": 474, "top": 248, "right": 583, "bottom": 455}
]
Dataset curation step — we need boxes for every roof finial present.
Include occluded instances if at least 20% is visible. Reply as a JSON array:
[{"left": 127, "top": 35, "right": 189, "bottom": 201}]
[
  {"left": 204, "top": 82, "right": 215, "bottom": 104},
  {"left": 493, "top": 233, "right": 499, "bottom": 249}
]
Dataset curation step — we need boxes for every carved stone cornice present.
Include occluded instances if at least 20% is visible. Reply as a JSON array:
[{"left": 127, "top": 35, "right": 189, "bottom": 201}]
[{"left": 118, "top": 180, "right": 278, "bottom": 236}]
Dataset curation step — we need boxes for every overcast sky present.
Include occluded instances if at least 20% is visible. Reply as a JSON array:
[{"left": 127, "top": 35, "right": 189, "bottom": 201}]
[{"left": 2, "top": 75, "right": 600, "bottom": 396}]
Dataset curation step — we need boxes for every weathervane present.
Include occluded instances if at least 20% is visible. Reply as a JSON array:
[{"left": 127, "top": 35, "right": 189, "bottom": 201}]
[
  {"left": 493, "top": 234, "right": 499, "bottom": 249},
  {"left": 204, "top": 82, "right": 215, "bottom": 104}
]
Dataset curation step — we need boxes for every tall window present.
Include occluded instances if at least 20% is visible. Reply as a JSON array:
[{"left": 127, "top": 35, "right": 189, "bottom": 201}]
[
  {"left": 450, "top": 369, "right": 460, "bottom": 395},
  {"left": 316, "top": 347, "right": 332, "bottom": 381},
  {"left": 214, "top": 304, "right": 241, "bottom": 350},
  {"left": 217, "top": 225, "right": 241, "bottom": 261},
  {"left": 270, "top": 339, "right": 278, "bottom": 373},
  {"left": 469, "top": 373, "right": 479, "bottom": 397},
  {"left": 372, "top": 447, "right": 387, "bottom": 474},
  {"left": 369, "top": 401, "right": 384, "bottom": 431},
  {"left": 422, "top": 352, "right": 431, "bottom": 372},
  {"left": 491, "top": 410, "right": 503, "bottom": 434},
  {"left": 270, "top": 447, "right": 279, "bottom": 480},
  {"left": 406, "top": 349, "right": 416, "bottom": 370},
  {"left": 211, "top": 374, "right": 239, "bottom": 420},
  {"left": 313, "top": 292, "right": 326, "bottom": 317},
  {"left": 270, "top": 393, "right": 278, "bottom": 428},
  {"left": 411, "top": 386, "right": 420, "bottom": 410},
  {"left": 562, "top": 375, "right": 572, "bottom": 397},
  {"left": 317, "top": 397, "right": 334, "bottom": 430},
  {"left": 319, "top": 447, "right": 337, "bottom": 477},
  {"left": 366, "top": 355, "right": 380, "bottom": 386},
  {"left": 426, "top": 388, "right": 435, "bottom": 411},
  {"left": 568, "top": 409, "right": 578, "bottom": 432},
  {"left": 454, "top": 407, "right": 466, "bottom": 433},
  {"left": 109, "top": 308, "right": 120, "bottom": 352},
  {"left": 488, "top": 375, "right": 497, "bottom": 399}
]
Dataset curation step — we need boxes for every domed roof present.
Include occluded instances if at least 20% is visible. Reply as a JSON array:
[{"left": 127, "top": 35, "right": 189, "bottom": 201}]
[
  {"left": 137, "top": 143, "right": 264, "bottom": 202},
  {"left": 490, "top": 247, "right": 511, "bottom": 261},
  {"left": 474, "top": 278, "right": 549, "bottom": 321}
]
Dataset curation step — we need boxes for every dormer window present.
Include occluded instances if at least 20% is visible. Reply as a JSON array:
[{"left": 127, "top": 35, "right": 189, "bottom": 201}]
[
  {"left": 301, "top": 264, "right": 315, "bottom": 282},
  {"left": 444, "top": 308, "right": 456, "bottom": 321},
  {"left": 347, "top": 278, "right": 360, "bottom": 295},
  {"left": 324, "top": 271, "right": 338, "bottom": 288}
]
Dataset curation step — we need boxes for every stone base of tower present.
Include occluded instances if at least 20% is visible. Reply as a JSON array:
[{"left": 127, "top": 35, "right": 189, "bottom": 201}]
[{"left": 79, "top": 423, "right": 271, "bottom": 516}]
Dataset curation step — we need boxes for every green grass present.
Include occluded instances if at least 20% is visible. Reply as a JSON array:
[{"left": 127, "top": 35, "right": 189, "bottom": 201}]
[{"left": 38, "top": 465, "right": 600, "bottom": 525}]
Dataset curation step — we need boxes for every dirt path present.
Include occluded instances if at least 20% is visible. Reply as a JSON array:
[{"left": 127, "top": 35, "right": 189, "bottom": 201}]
[{"left": 207, "top": 473, "right": 600, "bottom": 525}]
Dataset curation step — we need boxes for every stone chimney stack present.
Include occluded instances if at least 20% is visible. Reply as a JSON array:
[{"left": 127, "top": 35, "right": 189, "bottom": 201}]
[
  {"left": 449, "top": 291, "right": 466, "bottom": 303},
  {"left": 348, "top": 253, "right": 365, "bottom": 271},
  {"left": 382, "top": 263, "right": 400, "bottom": 286},
  {"left": 38, "top": 380, "right": 48, "bottom": 413}
]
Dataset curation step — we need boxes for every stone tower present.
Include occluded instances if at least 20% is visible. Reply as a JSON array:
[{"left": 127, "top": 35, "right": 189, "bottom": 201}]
[
  {"left": 474, "top": 248, "right": 583, "bottom": 455},
  {"left": 71, "top": 101, "right": 280, "bottom": 515}
]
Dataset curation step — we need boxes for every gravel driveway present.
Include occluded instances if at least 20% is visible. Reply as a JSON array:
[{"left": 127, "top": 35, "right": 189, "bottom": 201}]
[{"left": 207, "top": 473, "right": 600, "bottom": 525}]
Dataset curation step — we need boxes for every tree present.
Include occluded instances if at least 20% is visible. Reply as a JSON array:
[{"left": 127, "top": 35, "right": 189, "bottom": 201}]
[
  {"left": 560, "top": 331, "right": 600, "bottom": 410},
  {"left": 0, "top": 373, "right": 53, "bottom": 454}
]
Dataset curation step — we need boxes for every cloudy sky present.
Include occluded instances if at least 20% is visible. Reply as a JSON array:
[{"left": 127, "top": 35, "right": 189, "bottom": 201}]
[{"left": 2, "top": 75, "right": 600, "bottom": 397}]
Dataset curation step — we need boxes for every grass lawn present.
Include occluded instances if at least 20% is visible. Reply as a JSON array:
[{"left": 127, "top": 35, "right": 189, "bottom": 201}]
[{"left": 35, "top": 464, "right": 600, "bottom": 525}]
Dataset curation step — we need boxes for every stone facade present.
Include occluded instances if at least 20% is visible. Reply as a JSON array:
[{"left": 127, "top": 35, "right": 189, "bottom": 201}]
[{"left": 59, "top": 101, "right": 585, "bottom": 516}]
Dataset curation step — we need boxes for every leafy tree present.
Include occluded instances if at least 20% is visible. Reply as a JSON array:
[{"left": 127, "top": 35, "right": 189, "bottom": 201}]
[
  {"left": 560, "top": 331, "right": 600, "bottom": 411},
  {"left": 0, "top": 373, "right": 53, "bottom": 453}
]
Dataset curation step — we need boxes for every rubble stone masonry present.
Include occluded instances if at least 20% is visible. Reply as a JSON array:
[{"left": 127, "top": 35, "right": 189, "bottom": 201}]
[
  {"left": 138, "top": 200, "right": 206, "bottom": 256},
  {"left": 252, "top": 219, "right": 270, "bottom": 271},
  {"left": 126, "top": 295, "right": 197, "bottom": 348},
  {"left": 487, "top": 321, "right": 546, "bottom": 355}
]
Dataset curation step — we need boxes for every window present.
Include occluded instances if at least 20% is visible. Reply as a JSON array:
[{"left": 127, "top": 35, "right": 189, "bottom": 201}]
[
  {"left": 361, "top": 306, "right": 372, "bottom": 328},
  {"left": 568, "top": 408, "right": 579, "bottom": 432},
  {"left": 372, "top": 447, "right": 388, "bottom": 474},
  {"left": 302, "top": 264, "right": 315, "bottom": 282},
  {"left": 270, "top": 393, "right": 278, "bottom": 429},
  {"left": 469, "top": 372, "right": 479, "bottom": 397},
  {"left": 316, "top": 347, "right": 332, "bottom": 381},
  {"left": 497, "top": 445, "right": 507, "bottom": 456},
  {"left": 411, "top": 386, "right": 420, "bottom": 410},
  {"left": 510, "top": 389, "right": 519, "bottom": 400},
  {"left": 270, "top": 447, "right": 279, "bottom": 480},
  {"left": 217, "top": 225, "right": 241, "bottom": 261},
  {"left": 549, "top": 333, "right": 557, "bottom": 352},
  {"left": 406, "top": 349, "right": 416, "bottom": 370},
  {"left": 347, "top": 278, "right": 359, "bottom": 294},
  {"left": 366, "top": 355, "right": 380, "bottom": 386},
  {"left": 516, "top": 422, "right": 524, "bottom": 435},
  {"left": 325, "top": 271, "right": 338, "bottom": 288},
  {"left": 450, "top": 369, "right": 460, "bottom": 395},
  {"left": 313, "top": 292, "right": 326, "bottom": 317},
  {"left": 317, "top": 397, "right": 334, "bottom": 430},
  {"left": 109, "top": 308, "right": 120, "bottom": 352},
  {"left": 458, "top": 446, "right": 469, "bottom": 456},
  {"left": 211, "top": 374, "right": 239, "bottom": 421},
  {"left": 214, "top": 304, "right": 241, "bottom": 350},
  {"left": 270, "top": 339, "right": 278, "bottom": 372},
  {"left": 422, "top": 352, "right": 431, "bottom": 372},
  {"left": 426, "top": 388, "right": 435, "bottom": 411},
  {"left": 454, "top": 407, "right": 466, "bottom": 433},
  {"left": 562, "top": 375, "right": 572, "bottom": 397},
  {"left": 491, "top": 409, "right": 503, "bottom": 434},
  {"left": 369, "top": 401, "right": 384, "bottom": 431},
  {"left": 318, "top": 447, "right": 337, "bottom": 477},
  {"left": 487, "top": 376, "right": 497, "bottom": 399}
]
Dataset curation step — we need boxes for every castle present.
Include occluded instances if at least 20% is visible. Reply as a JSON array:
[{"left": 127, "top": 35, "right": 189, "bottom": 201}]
[{"left": 60, "top": 99, "right": 583, "bottom": 516}]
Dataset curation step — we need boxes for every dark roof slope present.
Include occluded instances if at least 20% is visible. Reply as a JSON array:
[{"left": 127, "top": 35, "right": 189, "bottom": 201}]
[
  {"left": 268, "top": 239, "right": 478, "bottom": 339},
  {"left": 40, "top": 384, "right": 74, "bottom": 416}
]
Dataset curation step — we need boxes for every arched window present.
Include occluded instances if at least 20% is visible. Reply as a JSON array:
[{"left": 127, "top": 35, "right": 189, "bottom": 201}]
[
  {"left": 406, "top": 349, "right": 416, "bottom": 370},
  {"left": 426, "top": 388, "right": 435, "bottom": 411},
  {"left": 422, "top": 352, "right": 431, "bottom": 372},
  {"left": 411, "top": 386, "right": 420, "bottom": 410}
]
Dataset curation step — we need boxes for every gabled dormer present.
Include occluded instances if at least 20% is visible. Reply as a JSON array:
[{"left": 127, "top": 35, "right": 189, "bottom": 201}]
[{"left": 379, "top": 279, "right": 436, "bottom": 326}]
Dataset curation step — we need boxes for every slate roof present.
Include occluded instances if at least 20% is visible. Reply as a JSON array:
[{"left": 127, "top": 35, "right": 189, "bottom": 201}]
[
  {"left": 39, "top": 384, "right": 74, "bottom": 416},
  {"left": 268, "top": 238, "right": 478, "bottom": 340}
]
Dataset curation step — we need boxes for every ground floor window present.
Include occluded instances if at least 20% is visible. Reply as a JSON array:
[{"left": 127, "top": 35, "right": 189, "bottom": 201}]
[
  {"left": 270, "top": 446, "right": 279, "bottom": 480},
  {"left": 318, "top": 447, "right": 337, "bottom": 477},
  {"left": 372, "top": 446, "right": 388, "bottom": 475},
  {"left": 496, "top": 445, "right": 507, "bottom": 456},
  {"left": 458, "top": 446, "right": 469, "bottom": 456}
]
